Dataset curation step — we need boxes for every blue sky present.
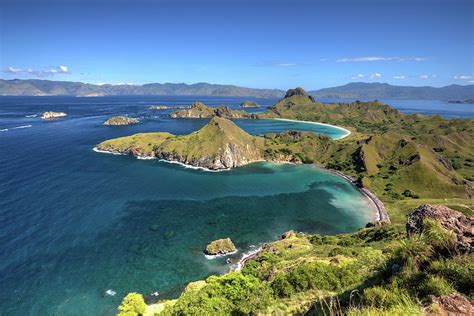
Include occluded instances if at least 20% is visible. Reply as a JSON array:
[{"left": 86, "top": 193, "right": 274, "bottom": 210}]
[{"left": 1, "top": 0, "right": 473, "bottom": 89}]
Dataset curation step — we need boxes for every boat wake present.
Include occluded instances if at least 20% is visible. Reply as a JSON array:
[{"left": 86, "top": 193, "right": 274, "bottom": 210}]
[
  {"left": 1, "top": 125, "right": 32, "bottom": 132},
  {"left": 25, "top": 114, "right": 38, "bottom": 118}
]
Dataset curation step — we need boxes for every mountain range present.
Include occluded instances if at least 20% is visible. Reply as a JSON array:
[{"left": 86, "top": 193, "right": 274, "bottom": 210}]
[{"left": 1, "top": 79, "right": 473, "bottom": 100}]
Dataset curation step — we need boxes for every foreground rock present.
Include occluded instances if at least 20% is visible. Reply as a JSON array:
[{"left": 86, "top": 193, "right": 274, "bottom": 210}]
[
  {"left": 170, "top": 102, "right": 256, "bottom": 119},
  {"left": 103, "top": 116, "right": 139, "bottom": 126},
  {"left": 406, "top": 204, "right": 473, "bottom": 253},
  {"left": 240, "top": 101, "right": 260, "bottom": 108},
  {"left": 205, "top": 238, "right": 236, "bottom": 255},
  {"left": 42, "top": 111, "right": 67, "bottom": 119},
  {"left": 428, "top": 294, "right": 474, "bottom": 315},
  {"left": 96, "top": 117, "right": 265, "bottom": 170}
]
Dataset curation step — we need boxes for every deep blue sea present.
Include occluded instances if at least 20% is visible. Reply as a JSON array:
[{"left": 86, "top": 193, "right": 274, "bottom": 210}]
[{"left": 0, "top": 96, "right": 471, "bottom": 315}]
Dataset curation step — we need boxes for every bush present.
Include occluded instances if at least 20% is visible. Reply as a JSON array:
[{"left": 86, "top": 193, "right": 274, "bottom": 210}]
[
  {"left": 362, "top": 285, "right": 413, "bottom": 309},
  {"left": 118, "top": 293, "right": 147, "bottom": 316},
  {"left": 429, "top": 255, "right": 474, "bottom": 296},
  {"left": 271, "top": 272, "right": 294, "bottom": 297},
  {"left": 418, "top": 275, "right": 455, "bottom": 298},
  {"left": 166, "top": 272, "right": 273, "bottom": 315},
  {"left": 422, "top": 219, "right": 456, "bottom": 255},
  {"left": 402, "top": 189, "right": 420, "bottom": 199},
  {"left": 394, "top": 236, "right": 433, "bottom": 271}
]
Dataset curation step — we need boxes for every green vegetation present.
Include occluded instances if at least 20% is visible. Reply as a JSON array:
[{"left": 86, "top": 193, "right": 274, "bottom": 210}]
[
  {"left": 136, "top": 209, "right": 472, "bottom": 315},
  {"left": 118, "top": 293, "right": 146, "bottom": 316},
  {"left": 240, "top": 100, "right": 260, "bottom": 108},
  {"left": 170, "top": 102, "right": 255, "bottom": 118},
  {"left": 103, "top": 116, "right": 139, "bottom": 126},
  {"left": 205, "top": 238, "right": 236, "bottom": 255}
]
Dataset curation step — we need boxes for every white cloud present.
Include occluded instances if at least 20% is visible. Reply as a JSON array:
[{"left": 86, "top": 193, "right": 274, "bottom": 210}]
[
  {"left": 336, "top": 56, "right": 428, "bottom": 63},
  {"left": 454, "top": 75, "right": 473, "bottom": 80},
  {"left": 419, "top": 75, "right": 429, "bottom": 79},
  {"left": 393, "top": 75, "right": 405, "bottom": 79},
  {"left": 351, "top": 74, "right": 365, "bottom": 79},
  {"left": 5, "top": 65, "right": 71, "bottom": 77},
  {"left": 370, "top": 73, "right": 382, "bottom": 79}
]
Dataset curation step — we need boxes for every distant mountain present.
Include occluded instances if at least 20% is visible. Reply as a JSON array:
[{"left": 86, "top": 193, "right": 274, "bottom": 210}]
[
  {"left": 310, "top": 82, "right": 474, "bottom": 100},
  {"left": 2, "top": 79, "right": 474, "bottom": 100},
  {"left": 0, "top": 79, "right": 285, "bottom": 98}
]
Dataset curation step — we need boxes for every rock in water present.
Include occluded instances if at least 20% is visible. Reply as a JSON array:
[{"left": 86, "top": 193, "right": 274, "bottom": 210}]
[
  {"left": 42, "top": 111, "right": 67, "bottom": 119},
  {"left": 103, "top": 116, "right": 139, "bottom": 126},
  {"left": 205, "top": 238, "right": 237, "bottom": 255},
  {"left": 406, "top": 204, "right": 473, "bottom": 253},
  {"left": 240, "top": 101, "right": 260, "bottom": 108}
]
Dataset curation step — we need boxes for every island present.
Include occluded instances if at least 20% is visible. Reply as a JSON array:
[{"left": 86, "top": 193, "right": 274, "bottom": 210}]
[
  {"left": 103, "top": 116, "right": 139, "bottom": 126},
  {"left": 42, "top": 111, "right": 67, "bottom": 120},
  {"left": 170, "top": 102, "right": 257, "bottom": 119},
  {"left": 240, "top": 101, "right": 260, "bottom": 108},
  {"left": 205, "top": 238, "right": 237, "bottom": 256},
  {"left": 448, "top": 99, "right": 474, "bottom": 104},
  {"left": 149, "top": 105, "right": 190, "bottom": 110}
]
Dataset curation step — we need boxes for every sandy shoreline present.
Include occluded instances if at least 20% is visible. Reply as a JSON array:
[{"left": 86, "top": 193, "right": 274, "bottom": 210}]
[{"left": 271, "top": 118, "right": 352, "bottom": 140}]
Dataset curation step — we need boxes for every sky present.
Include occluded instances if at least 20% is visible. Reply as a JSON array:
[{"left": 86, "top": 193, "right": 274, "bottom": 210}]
[{"left": 1, "top": 0, "right": 473, "bottom": 89}]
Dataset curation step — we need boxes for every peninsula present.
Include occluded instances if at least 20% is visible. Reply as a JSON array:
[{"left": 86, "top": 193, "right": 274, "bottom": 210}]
[{"left": 170, "top": 102, "right": 257, "bottom": 119}]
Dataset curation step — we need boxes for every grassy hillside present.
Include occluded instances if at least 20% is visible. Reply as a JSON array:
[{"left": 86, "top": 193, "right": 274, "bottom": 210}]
[{"left": 130, "top": 209, "right": 472, "bottom": 315}]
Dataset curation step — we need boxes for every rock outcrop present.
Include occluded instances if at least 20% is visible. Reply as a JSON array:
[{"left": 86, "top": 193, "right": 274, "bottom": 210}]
[
  {"left": 42, "top": 111, "right": 67, "bottom": 119},
  {"left": 240, "top": 101, "right": 260, "bottom": 108},
  {"left": 103, "top": 116, "right": 139, "bottom": 126},
  {"left": 170, "top": 102, "right": 256, "bottom": 119},
  {"left": 406, "top": 204, "right": 473, "bottom": 253},
  {"left": 281, "top": 87, "right": 315, "bottom": 102},
  {"left": 428, "top": 294, "right": 474, "bottom": 315},
  {"left": 205, "top": 238, "right": 237, "bottom": 255}
]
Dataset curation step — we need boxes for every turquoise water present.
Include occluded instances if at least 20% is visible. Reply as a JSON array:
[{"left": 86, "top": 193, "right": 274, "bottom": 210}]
[{"left": 1, "top": 96, "right": 374, "bottom": 315}]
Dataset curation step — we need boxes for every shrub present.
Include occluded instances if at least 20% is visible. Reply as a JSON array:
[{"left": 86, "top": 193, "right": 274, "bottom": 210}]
[
  {"left": 418, "top": 275, "right": 455, "bottom": 298},
  {"left": 166, "top": 272, "right": 273, "bottom": 315},
  {"left": 422, "top": 219, "right": 456, "bottom": 255},
  {"left": 271, "top": 272, "right": 294, "bottom": 297},
  {"left": 429, "top": 255, "right": 474, "bottom": 296},
  {"left": 402, "top": 189, "right": 420, "bottom": 199},
  {"left": 394, "top": 236, "right": 433, "bottom": 271},
  {"left": 362, "top": 285, "right": 413, "bottom": 309},
  {"left": 118, "top": 293, "right": 147, "bottom": 316}
]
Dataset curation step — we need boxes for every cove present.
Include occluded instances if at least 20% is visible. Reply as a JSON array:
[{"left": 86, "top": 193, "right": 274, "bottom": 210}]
[{"left": 0, "top": 96, "right": 375, "bottom": 315}]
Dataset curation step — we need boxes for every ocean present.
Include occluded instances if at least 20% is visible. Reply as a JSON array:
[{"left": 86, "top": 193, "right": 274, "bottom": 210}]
[{"left": 0, "top": 96, "right": 470, "bottom": 315}]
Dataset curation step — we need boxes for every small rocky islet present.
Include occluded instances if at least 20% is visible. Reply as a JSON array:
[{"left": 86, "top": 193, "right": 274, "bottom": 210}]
[
  {"left": 42, "top": 111, "right": 67, "bottom": 119},
  {"left": 205, "top": 238, "right": 237, "bottom": 256},
  {"left": 240, "top": 101, "right": 260, "bottom": 108},
  {"left": 149, "top": 105, "right": 190, "bottom": 110},
  {"left": 103, "top": 116, "right": 139, "bottom": 126}
]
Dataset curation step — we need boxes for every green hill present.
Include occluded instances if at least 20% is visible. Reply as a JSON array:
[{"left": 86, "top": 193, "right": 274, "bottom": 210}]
[{"left": 97, "top": 117, "right": 265, "bottom": 170}]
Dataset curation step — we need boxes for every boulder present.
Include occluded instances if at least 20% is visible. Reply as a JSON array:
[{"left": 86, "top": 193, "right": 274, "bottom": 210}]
[
  {"left": 406, "top": 204, "right": 473, "bottom": 253},
  {"left": 205, "top": 238, "right": 237, "bottom": 255},
  {"left": 281, "top": 230, "right": 296, "bottom": 239},
  {"left": 428, "top": 294, "right": 474, "bottom": 315}
]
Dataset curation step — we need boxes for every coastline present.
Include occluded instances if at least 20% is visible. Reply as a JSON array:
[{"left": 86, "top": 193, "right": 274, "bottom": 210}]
[
  {"left": 320, "top": 168, "right": 390, "bottom": 223},
  {"left": 270, "top": 118, "right": 352, "bottom": 140}
]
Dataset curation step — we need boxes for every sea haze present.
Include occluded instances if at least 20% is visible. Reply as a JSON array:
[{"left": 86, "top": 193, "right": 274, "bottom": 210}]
[{"left": 0, "top": 95, "right": 469, "bottom": 315}]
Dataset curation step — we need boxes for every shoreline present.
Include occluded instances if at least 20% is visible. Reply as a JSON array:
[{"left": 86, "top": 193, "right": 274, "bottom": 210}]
[
  {"left": 319, "top": 168, "right": 390, "bottom": 223},
  {"left": 270, "top": 118, "right": 352, "bottom": 140}
]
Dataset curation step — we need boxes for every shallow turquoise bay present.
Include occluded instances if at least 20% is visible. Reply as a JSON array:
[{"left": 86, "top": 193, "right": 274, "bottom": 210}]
[{"left": 0, "top": 96, "right": 374, "bottom": 315}]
